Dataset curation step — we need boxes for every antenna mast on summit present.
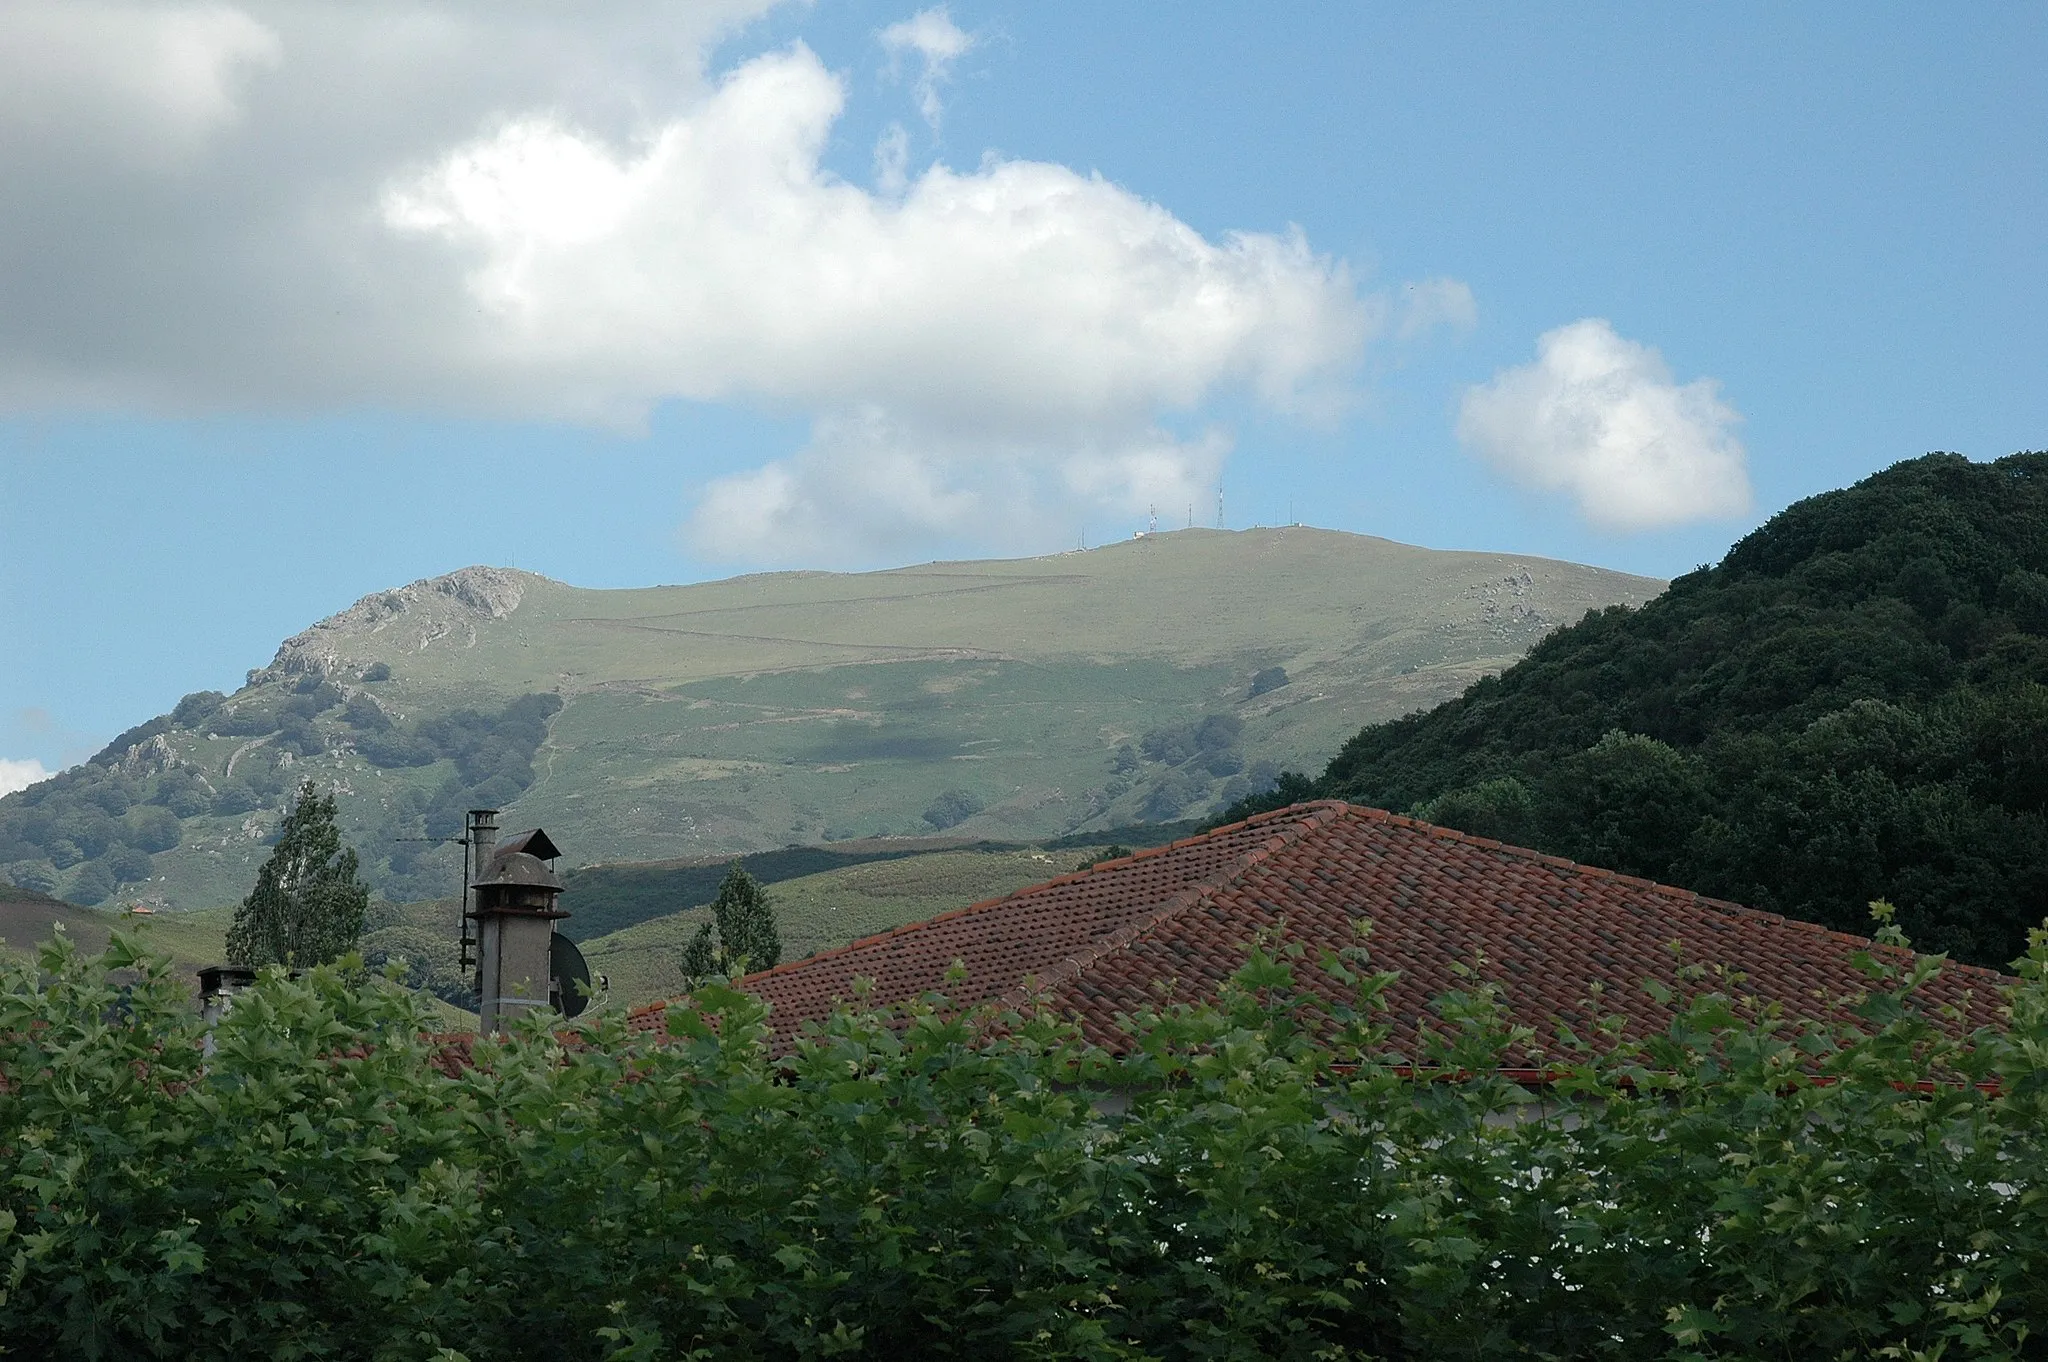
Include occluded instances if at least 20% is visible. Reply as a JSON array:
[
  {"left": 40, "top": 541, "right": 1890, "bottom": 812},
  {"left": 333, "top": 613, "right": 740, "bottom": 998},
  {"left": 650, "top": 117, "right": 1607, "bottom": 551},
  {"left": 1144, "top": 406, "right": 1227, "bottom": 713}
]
[
  {"left": 1147, "top": 504, "right": 1157, "bottom": 535},
  {"left": 1217, "top": 487, "right": 1224, "bottom": 529}
]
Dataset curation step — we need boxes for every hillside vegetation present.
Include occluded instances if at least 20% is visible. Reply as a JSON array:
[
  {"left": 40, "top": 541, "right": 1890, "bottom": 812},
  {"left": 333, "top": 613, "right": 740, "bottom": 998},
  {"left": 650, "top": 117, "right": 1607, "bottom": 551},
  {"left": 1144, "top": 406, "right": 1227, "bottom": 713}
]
[
  {"left": 559, "top": 817, "right": 1196, "bottom": 943},
  {"left": 576, "top": 845, "right": 1116, "bottom": 1008},
  {"left": 0, "top": 884, "right": 476, "bottom": 1026},
  {"left": 1241, "top": 453, "right": 2048, "bottom": 969},
  {"left": 0, "top": 528, "right": 1657, "bottom": 910}
]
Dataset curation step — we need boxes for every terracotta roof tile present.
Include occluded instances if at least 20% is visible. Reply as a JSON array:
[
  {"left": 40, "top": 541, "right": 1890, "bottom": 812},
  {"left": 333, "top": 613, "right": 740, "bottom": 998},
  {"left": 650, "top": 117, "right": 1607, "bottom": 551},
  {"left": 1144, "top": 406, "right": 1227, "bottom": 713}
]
[{"left": 627, "top": 801, "right": 2010, "bottom": 1056}]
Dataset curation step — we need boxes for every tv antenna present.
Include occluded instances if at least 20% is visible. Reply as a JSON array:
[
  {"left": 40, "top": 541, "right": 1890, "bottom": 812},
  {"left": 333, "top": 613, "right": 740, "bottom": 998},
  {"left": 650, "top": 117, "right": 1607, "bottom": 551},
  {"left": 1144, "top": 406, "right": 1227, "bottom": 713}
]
[
  {"left": 1216, "top": 487, "right": 1224, "bottom": 529},
  {"left": 393, "top": 817, "right": 490, "bottom": 971},
  {"left": 1147, "top": 504, "right": 1157, "bottom": 535}
]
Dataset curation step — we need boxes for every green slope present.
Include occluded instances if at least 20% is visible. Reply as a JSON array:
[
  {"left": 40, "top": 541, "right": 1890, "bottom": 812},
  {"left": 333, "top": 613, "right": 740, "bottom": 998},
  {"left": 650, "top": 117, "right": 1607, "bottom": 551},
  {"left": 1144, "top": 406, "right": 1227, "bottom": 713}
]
[
  {"left": 1, "top": 526, "right": 1659, "bottom": 910},
  {"left": 576, "top": 845, "right": 1110, "bottom": 1010},
  {"left": 557, "top": 819, "right": 1194, "bottom": 943},
  {"left": 0, "top": 885, "right": 475, "bottom": 1026},
  {"left": 1244, "top": 453, "right": 2048, "bottom": 968}
]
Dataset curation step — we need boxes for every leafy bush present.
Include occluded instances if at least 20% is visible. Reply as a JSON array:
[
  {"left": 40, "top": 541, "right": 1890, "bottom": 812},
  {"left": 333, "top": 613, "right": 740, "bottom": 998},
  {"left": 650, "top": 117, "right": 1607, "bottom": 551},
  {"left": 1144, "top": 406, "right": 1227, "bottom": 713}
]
[
  {"left": 5, "top": 921, "right": 2048, "bottom": 1359},
  {"left": 360, "top": 660, "right": 392, "bottom": 683},
  {"left": 105, "top": 844, "right": 154, "bottom": 884},
  {"left": 210, "top": 781, "right": 263, "bottom": 816},
  {"left": 921, "top": 788, "right": 983, "bottom": 830},
  {"left": 1249, "top": 664, "right": 1289, "bottom": 697},
  {"left": 281, "top": 681, "right": 344, "bottom": 720},
  {"left": 1, "top": 862, "right": 56, "bottom": 894},
  {"left": 170, "top": 690, "right": 226, "bottom": 727},
  {"left": 211, "top": 702, "right": 282, "bottom": 737},
  {"left": 154, "top": 769, "right": 212, "bottom": 820},
  {"left": 1129, "top": 715, "right": 1251, "bottom": 819},
  {"left": 275, "top": 715, "right": 325, "bottom": 758},
  {"left": 340, "top": 692, "right": 392, "bottom": 731},
  {"left": 354, "top": 727, "right": 436, "bottom": 768},
  {"left": 1141, "top": 764, "right": 1211, "bottom": 820},
  {"left": 66, "top": 857, "right": 117, "bottom": 905}
]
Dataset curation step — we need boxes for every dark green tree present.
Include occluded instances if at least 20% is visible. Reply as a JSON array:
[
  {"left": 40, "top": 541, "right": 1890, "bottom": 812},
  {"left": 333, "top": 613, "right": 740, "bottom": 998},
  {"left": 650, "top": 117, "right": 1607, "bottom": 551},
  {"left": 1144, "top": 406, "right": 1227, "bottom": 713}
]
[
  {"left": 1221, "top": 452, "right": 2048, "bottom": 968},
  {"left": 224, "top": 781, "right": 369, "bottom": 968},
  {"left": 678, "top": 862, "right": 781, "bottom": 983}
]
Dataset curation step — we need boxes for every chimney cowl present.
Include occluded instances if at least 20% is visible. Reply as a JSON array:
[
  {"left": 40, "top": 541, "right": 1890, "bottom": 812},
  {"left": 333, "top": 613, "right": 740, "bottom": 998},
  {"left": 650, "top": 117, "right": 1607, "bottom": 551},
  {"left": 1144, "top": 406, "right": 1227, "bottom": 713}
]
[{"left": 470, "top": 850, "right": 565, "bottom": 893}]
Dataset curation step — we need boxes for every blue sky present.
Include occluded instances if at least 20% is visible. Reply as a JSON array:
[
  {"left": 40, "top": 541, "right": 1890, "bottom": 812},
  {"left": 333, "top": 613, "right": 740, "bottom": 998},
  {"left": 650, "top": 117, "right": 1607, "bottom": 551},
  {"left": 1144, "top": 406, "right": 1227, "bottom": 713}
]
[{"left": 1, "top": 2, "right": 2043, "bottom": 785}]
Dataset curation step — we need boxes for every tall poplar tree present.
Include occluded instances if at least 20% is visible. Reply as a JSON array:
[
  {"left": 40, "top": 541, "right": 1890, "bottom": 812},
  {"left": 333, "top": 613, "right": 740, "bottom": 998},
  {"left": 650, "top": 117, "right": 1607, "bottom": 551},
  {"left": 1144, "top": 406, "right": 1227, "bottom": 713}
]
[
  {"left": 225, "top": 780, "right": 369, "bottom": 968},
  {"left": 678, "top": 862, "right": 781, "bottom": 983}
]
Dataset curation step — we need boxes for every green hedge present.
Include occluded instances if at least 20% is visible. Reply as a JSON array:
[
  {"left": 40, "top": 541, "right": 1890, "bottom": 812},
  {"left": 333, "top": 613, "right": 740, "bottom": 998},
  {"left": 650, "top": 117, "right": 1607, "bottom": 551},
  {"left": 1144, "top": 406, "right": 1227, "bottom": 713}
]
[{"left": 4, "top": 922, "right": 2047, "bottom": 1360}]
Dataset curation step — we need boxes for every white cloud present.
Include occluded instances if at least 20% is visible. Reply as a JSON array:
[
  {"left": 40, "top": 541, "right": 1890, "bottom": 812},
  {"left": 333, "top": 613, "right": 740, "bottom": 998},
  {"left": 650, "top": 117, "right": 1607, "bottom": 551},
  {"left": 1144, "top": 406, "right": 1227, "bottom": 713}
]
[
  {"left": 0, "top": 2, "right": 1428, "bottom": 564},
  {"left": 880, "top": 7, "right": 974, "bottom": 127},
  {"left": 1397, "top": 277, "right": 1477, "bottom": 340},
  {"left": 0, "top": 1, "right": 280, "bottom": 165},
  {"left": 688, "top": 409, "right": 1229, "bottom": 563},
  {"left": 873, "top": 121, "right": 911, "bottom": 196},
  {"left": 0, "top": 0, "right": 787, "bottom": 410},
  {"left": 1456, "top": 318, "right": 1751, "bottom": 531},
  {"left": 385, "top": 44, "right": 1377, "bottom": 559},
  {"left": 0, "top": 759, "right": 52, "bottom": 800},
  {"left": 383, "top": 47, "right": 1370, "bottom": 426}
]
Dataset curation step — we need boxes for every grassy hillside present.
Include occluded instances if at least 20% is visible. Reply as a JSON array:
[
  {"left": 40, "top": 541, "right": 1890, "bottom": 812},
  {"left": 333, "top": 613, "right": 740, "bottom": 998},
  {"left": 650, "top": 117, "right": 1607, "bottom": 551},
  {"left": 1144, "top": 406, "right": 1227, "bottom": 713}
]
[
  {"left": 0, "top": 526, "right": 1659, "bottom": 910},
  {"left": 1240, "top": 453, "right": 2048, "bottom": 968},
  {"left": 577, "top": 845, "right": 1107, "bottom": 1010},
  {"left": 560, "top": 818, "right": 1200, "bottom": 941},
  {"left": 0, "top": 884, "right": 475, "bottom": 1026},
  {"left": 0, "top": 881, "right": 232, "bottom": 969}
]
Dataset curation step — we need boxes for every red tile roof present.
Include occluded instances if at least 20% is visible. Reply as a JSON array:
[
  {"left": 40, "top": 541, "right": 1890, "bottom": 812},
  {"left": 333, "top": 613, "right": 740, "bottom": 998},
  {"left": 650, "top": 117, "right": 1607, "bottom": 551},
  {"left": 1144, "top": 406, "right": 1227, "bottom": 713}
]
[{"left": 627, "top": 801, "right": 2010, "bottom": 1057}]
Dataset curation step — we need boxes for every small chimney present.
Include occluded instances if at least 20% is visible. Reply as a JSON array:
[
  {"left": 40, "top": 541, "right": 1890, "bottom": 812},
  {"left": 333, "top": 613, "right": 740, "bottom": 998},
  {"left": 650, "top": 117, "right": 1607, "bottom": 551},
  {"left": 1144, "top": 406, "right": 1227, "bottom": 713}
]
[
  {"left": 197, "top": 964, "right": 258, "bottom": 1052},
  {"left": 466, "top": 808, "right": 500, "bottom": 875}
]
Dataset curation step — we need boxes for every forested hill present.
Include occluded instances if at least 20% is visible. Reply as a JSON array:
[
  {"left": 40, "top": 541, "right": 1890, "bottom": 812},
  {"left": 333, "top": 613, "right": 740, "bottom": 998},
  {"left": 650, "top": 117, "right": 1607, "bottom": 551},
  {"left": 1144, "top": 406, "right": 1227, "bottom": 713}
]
[{"left": 1243, "top": 452, "right": 2048, "bottom": 969}]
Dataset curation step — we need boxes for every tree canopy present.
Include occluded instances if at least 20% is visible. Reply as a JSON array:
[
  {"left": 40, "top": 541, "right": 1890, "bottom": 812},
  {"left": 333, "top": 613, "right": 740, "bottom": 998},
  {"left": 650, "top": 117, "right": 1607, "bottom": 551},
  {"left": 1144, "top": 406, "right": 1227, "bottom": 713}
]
[
  {"left": 6, "top": 920, "right": 2048, "bottom": 1358},
  {"left": 679, "top": 861, "right": 782, "bottom": 982},
  {"left": 224, "top": 780, "right": 369, "bottom": 968},
  {"left": 1228, "top": 452, "right": 2048, "bottom": 968}
]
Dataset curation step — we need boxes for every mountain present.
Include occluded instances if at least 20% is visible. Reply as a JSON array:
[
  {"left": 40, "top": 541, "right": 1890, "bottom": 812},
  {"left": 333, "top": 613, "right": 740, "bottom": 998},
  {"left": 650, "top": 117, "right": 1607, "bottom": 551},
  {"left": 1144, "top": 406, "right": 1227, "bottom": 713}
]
[
  {"left": 0, "top": 527, "right": 1659, "bottom": 911},
  {"left": 1235, "top": 453, "right": 2048, "bottom": 969}
]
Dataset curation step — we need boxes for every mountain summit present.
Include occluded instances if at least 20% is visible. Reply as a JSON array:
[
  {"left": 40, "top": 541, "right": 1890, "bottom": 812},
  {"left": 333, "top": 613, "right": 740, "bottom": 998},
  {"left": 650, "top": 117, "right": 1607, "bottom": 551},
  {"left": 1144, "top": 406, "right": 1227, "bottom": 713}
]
[{"left": 1, "top": 528, "right": 1658, "bottom": 910}]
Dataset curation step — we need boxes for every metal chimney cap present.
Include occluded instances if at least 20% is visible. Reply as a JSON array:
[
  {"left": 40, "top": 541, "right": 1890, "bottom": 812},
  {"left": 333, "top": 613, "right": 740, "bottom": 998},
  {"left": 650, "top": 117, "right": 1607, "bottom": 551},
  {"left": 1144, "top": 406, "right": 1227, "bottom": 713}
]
[
  {"left": 491, "top": 827, "right": 561, "bottom": 861},
  {"left": 470, "top": 850, "right": 565, "bottom": 892},
  {"left": 198, "top": 964, "right": 259, "bottom": 993}
]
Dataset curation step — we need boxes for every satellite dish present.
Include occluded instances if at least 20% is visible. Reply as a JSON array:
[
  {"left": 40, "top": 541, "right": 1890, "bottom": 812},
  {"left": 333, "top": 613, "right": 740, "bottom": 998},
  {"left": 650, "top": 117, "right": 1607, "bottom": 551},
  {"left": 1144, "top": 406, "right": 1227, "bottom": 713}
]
[{"left": 550, "top": 934, "right": 593, "bottom": 1018}]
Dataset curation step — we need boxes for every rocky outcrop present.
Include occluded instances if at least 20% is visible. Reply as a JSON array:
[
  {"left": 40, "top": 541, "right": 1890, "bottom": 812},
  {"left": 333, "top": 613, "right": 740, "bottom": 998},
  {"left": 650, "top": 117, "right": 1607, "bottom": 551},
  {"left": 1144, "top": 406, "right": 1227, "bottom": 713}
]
[{"left": 255, "top": 567, "right": 536, "bottom": 682}]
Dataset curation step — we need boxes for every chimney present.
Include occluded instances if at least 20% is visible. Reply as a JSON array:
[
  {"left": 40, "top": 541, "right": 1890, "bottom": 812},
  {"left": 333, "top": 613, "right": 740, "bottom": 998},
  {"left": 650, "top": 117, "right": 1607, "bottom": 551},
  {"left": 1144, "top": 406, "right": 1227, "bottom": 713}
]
[
  {"left": 197, "top": 963, "right": 259, "bottom": 1054},
  {"left": 468, "top": 826, "right": 568, "bottom": 1033},
  {"left": 198, "top": 964, "right": 258, "bottom": 1025},
  {"left": 466, "top": 808, "right": 500, "bottom": 877}
]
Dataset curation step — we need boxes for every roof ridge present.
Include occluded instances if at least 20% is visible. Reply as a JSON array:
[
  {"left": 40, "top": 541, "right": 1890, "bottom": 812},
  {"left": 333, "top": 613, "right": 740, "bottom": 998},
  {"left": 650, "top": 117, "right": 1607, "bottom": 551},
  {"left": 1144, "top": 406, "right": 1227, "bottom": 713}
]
[
  {"left": 623, "top": 803, "right": 1347, "bottom": 1030},
  {"left": 996, "top": 802, "right": 1349, "bottom": 1010},
  {"left": 704, "top": 801, "right": 1342, "bottom": 1006}
]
